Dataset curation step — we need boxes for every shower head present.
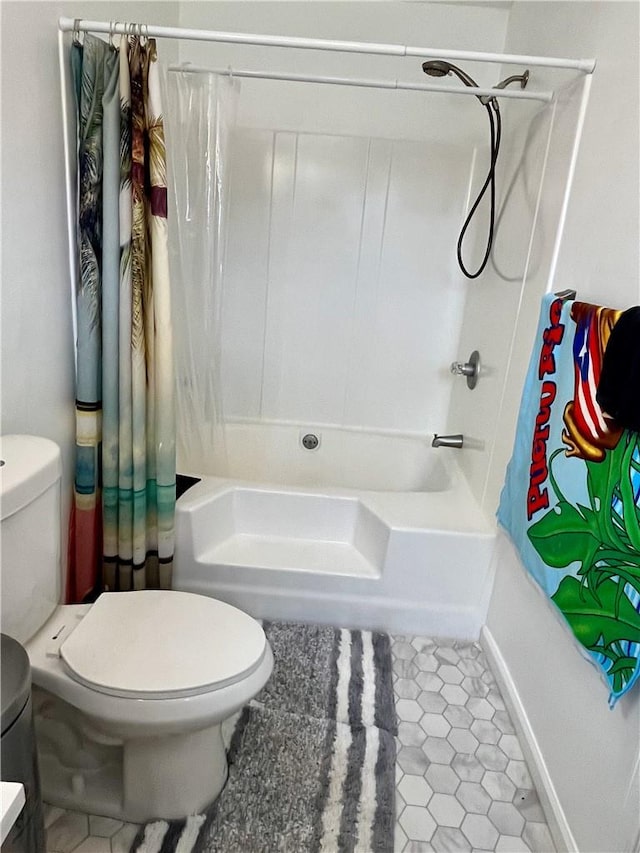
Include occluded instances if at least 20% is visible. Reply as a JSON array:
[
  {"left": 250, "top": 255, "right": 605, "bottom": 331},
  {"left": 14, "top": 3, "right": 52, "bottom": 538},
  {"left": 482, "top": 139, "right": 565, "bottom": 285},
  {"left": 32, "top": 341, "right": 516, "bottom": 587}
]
[
  {"left": 421, "top": 60, "right": 480, "bottom": 90},
  {"left": 421, "top": 60, "right": 488, "bottom": 107},
  {"left": 421, "top": 60, "right": 452, "bottom": 78},
  {"left": 422, "top": 62, "right": 530, "bottom": 107}
]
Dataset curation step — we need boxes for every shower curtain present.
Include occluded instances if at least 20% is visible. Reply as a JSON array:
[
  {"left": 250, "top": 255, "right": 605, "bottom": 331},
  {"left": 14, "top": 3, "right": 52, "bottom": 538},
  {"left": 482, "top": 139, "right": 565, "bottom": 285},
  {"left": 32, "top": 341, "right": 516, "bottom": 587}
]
[
  {"left": 68, "top": 33, "right": 175, "bottom": 602},
  {"left": 163, "top": 69, "right": 239, "bottom": 476}
]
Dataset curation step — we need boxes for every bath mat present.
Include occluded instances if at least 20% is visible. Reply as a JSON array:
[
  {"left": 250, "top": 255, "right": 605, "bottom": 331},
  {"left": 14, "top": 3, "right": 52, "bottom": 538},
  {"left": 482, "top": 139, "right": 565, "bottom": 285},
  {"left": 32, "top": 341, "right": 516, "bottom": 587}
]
[{"left": 130, "top": 621, "right": 397, "bottom": 853}]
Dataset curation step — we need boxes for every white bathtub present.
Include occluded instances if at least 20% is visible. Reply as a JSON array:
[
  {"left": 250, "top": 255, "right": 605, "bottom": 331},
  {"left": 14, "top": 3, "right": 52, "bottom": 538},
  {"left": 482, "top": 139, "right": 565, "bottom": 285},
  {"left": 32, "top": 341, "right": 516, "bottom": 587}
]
[{"left": 173, "top": 421, "right": 496, "bottom": 638}]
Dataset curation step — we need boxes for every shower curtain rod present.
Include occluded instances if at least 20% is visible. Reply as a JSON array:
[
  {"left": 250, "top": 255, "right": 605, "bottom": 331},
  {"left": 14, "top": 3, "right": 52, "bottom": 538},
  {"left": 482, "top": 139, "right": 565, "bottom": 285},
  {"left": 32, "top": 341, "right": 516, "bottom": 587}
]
[
  {"left": 58, "top": 17, "right": 596, "bottom": 74},
  {"left": 169, "top": 64, "right": 553, "bottom": 102}
]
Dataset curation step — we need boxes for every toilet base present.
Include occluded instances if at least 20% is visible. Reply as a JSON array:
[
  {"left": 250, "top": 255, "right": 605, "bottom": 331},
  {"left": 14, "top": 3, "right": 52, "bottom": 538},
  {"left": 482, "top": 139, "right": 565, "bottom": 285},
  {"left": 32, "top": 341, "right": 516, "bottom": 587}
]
[
  {"left": 33, "top": 687, "right": 228, "bottom": 823},
  {"left": 123, "top": 724, "right": 227, "bottom": 822}
]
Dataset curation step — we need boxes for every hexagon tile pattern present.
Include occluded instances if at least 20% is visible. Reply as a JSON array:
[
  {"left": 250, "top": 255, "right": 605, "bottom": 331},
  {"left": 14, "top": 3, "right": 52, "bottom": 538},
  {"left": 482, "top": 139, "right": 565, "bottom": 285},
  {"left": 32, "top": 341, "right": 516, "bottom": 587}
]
[
  {"left": 393, "top": 635, "right": 556, "bottom": 853},
  {"left": 43, "top": 805, "right": 139, "bottom": 853}
]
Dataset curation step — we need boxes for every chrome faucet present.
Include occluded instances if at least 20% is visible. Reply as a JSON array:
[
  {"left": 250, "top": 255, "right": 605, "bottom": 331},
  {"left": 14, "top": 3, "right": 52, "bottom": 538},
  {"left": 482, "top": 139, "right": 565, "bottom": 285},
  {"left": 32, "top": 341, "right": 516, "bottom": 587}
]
[{"left": 432, "top": 433, "right": 464, "bottom": 449}]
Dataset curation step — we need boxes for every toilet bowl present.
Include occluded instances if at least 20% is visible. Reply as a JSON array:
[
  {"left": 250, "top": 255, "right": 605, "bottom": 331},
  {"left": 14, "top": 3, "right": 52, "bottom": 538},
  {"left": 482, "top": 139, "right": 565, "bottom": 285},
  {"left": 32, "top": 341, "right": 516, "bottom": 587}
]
[
  {"left": 0, "top": 435, "right": 274, "bottom": 823},
  {"left": 28, "top": 590, "right": 273, "bottom": 822}
]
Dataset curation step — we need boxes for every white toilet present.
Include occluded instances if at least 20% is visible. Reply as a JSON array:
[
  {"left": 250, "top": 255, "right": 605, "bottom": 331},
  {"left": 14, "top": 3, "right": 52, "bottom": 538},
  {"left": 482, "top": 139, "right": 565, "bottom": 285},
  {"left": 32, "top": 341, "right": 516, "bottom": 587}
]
[{"left": 0, "top": 434, "right": 273, "bottom": 823}]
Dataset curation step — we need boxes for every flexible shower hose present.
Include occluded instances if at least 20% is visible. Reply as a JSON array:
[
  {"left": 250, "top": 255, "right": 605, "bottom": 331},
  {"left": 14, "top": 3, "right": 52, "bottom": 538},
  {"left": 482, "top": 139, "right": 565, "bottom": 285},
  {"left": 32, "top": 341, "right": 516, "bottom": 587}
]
[{"left": 457, "top": 100, "right": 502, "bottom": 279}]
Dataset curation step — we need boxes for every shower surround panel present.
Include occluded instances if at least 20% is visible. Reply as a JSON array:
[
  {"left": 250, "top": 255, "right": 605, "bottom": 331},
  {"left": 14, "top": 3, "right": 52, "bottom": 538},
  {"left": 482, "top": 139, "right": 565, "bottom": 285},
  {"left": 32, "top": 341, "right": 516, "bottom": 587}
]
[{"left": 220, "top": 128, "right": 471, "bottom": 435}]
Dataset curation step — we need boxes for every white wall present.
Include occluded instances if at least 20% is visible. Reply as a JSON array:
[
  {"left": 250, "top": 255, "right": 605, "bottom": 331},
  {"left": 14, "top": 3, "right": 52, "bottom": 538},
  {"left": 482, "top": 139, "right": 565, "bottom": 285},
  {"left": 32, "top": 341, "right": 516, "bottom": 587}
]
[
  {"left": 476, "top": 3, "right": 640, "bottom": 851},
  {"left": 0, "top": 1, "right": 179, "bottom": 533}
]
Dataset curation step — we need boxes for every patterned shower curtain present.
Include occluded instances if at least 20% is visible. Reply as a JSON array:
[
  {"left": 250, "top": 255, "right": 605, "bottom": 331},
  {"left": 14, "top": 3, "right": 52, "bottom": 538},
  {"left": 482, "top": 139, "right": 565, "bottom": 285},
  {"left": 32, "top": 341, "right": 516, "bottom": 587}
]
[{"left": 67, "top": 32, "right": 175, "bottom": 602}]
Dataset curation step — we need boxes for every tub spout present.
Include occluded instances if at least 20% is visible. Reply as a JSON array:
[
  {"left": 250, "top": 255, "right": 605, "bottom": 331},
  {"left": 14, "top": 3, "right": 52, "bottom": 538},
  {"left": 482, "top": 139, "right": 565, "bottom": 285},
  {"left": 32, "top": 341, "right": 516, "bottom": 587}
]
[{"left": 432, "top": 433, "right": 464, "bottom": 449}]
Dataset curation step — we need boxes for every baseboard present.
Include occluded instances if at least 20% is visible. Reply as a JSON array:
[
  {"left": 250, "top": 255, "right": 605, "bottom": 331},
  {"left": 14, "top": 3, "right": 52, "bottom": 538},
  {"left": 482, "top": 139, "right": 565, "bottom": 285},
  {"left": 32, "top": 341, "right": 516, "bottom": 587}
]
[{"left": 480, "top": 626, "right": 578, "bottom": 853}]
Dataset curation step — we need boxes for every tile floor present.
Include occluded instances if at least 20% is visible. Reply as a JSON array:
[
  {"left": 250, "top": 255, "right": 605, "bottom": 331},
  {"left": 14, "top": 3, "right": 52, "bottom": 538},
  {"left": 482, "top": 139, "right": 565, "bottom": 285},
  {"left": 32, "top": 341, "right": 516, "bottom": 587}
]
[
  {"left": 43, "top": 632, "right": 556, "bottom": 852},
  {"left": 391, "top": 634, "right": 556, "bottom": 853},
  {"left": 43, "top": 805, "right": 139, "bottom": 853}
]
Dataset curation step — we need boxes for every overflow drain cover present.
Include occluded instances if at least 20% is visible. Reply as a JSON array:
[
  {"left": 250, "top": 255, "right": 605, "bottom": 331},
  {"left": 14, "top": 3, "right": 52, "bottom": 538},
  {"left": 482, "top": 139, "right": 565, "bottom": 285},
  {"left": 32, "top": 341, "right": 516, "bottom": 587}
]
[{"left": 301, "top": 433, "right": 319, "bottom": 451}]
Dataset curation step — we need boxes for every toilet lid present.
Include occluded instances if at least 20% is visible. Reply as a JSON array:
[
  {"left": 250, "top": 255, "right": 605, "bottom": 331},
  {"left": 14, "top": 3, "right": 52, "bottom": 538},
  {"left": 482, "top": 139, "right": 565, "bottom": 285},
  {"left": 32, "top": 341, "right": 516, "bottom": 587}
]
[{"left": 60, "top": 591, "right": 267, "bottom": 700}]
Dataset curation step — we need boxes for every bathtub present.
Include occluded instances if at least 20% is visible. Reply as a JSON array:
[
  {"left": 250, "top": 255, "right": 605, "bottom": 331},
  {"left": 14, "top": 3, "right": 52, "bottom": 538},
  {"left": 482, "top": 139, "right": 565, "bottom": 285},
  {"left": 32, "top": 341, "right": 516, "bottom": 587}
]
[{"left": 173, "top": 421, "right": 496, "bottom": 638}]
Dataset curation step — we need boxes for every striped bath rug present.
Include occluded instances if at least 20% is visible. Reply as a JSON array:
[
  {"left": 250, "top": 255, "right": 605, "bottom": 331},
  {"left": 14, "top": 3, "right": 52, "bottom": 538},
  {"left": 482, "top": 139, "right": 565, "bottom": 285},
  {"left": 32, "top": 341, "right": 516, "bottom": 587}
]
[{"left": 131, "top": 621, "right": 397, "bottom": 852}]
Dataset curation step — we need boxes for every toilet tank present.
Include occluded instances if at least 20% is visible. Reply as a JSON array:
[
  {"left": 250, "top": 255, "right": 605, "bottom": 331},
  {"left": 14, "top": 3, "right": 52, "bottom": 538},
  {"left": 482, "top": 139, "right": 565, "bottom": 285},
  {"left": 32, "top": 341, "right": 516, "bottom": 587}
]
[{"left": 0, "top": 435, "right": 63, "bottom": 644}]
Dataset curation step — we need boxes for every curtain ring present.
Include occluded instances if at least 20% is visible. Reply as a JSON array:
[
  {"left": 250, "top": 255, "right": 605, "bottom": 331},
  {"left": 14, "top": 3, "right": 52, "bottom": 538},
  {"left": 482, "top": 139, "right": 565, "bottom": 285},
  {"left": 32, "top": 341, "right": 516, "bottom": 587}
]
[
  {"left": 109, "top": 20, "right": 119, "bottom": 48},
  {"left": 72, "top": 18, "right": 82, "bottom": 45}
]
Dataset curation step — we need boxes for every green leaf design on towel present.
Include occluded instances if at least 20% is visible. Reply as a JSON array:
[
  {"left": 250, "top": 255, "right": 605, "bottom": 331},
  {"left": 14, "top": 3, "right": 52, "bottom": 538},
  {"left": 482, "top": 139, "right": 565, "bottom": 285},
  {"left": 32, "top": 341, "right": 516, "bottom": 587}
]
[
  {"left": 552, "top": 576, "right": 640, "bottom": 646},
  {"left": 527, "top": 432, "right": 640, "bottom": 696},
  {"left": 551, "top": 576, "right": 640, "bottom": 694},
  {"left": 528, "top": 501, "right": 600, "bottom": 568}
]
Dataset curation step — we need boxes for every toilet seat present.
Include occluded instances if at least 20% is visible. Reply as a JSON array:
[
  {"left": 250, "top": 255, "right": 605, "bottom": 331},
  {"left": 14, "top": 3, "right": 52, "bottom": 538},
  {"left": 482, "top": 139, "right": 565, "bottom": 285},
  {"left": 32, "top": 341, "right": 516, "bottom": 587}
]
[{"left": 59, "top": 590, "right": 267, "bottom": 700}]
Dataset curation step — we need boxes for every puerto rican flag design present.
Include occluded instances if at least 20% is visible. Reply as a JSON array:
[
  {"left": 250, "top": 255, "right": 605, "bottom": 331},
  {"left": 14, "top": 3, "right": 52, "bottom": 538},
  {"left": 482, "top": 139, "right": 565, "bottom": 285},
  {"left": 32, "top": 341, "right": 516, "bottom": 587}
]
[{"left": 571, "top": 305, "right": 612, "bottom": 443}]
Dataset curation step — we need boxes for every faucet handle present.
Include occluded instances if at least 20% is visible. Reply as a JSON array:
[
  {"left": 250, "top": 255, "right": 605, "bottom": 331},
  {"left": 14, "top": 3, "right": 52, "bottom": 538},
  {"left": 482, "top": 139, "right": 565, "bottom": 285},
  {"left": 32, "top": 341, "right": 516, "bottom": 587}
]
[
  {"left": 451, "top": 361, "right": 474, "bottom": 377},
  {"left": 450, "top": 350, "right": 480, "bottom": 390}
]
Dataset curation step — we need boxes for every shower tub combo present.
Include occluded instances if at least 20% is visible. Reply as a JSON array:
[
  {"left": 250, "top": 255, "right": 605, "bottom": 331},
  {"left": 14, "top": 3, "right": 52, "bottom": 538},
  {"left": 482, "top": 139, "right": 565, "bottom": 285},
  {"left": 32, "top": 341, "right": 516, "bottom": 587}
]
[{"left": 174, "top": 422, "right": 495, "bottom": 638}]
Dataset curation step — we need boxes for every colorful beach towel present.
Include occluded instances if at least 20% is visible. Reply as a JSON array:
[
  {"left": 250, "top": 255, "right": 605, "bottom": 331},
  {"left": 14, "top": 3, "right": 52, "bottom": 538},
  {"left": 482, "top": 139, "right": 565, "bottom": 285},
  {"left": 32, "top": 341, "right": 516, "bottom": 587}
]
[{"left": 498, "top": 292, "right": 640, "bottom": 706}]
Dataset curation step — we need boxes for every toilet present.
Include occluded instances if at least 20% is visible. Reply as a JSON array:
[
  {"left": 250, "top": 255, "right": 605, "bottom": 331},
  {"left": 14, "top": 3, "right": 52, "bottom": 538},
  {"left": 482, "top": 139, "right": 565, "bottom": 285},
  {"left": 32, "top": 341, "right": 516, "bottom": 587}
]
[{"left": 0, "top": 435, "right": 273, "bottom": 823}]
